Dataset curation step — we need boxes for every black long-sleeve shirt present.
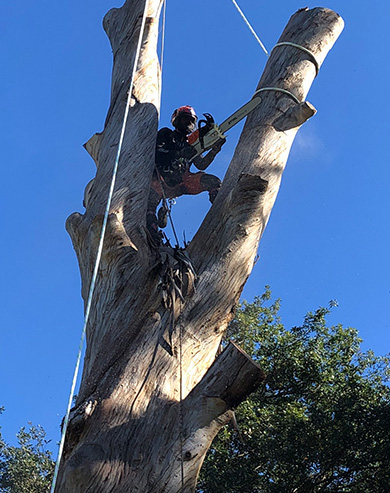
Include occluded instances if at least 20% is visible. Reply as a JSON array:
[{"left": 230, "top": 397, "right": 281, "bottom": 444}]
[{"left": 155, "top": 128, "right": 220, "bottom": 186}]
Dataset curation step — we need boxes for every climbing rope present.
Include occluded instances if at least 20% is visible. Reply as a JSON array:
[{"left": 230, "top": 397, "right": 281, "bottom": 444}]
[
  {"left": 49, "top": 1, "right": 151, "bottom": 491},
  {"left": 272, "top": 41, "right": 320, "bottom": 76},
  {"left": 230, "top": 1, "right": 320, "bottom": 79},
  {"left": 230, "top": 0, "right": 269, "bottom": 57},
  {"left": 156, "top": 0, "right": 182, "bottom": 248},
  {"left": 155, "top": 169, "right": 180, "bottom": 247},
  {"left": 166, "top": 199, "right": 180, "bottom": 247},
  {"left": 253, "top": 87, "right": 301, "bottom": 104}
]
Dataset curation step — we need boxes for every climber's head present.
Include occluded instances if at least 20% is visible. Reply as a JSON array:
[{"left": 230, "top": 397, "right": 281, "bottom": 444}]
[{"left": 171, "top": 106, "right": 198, "bottom": 134}]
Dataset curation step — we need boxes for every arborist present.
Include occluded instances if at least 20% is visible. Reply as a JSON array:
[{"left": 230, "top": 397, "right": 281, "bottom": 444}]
[{"left": 147, "top": 105, "right": 225, "bottom": 245}]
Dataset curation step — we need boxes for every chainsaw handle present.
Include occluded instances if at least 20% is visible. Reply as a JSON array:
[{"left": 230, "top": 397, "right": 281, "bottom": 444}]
[{"left": 198, "top": 113, "right": 215, "bottom": 150}]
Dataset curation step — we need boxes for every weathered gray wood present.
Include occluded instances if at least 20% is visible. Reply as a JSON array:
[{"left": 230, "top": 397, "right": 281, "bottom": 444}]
[
  {"left": 59, "top": 3, "right": 344, "bottom": 492},
  {"left": 273, "top": 101, "right": 317, "bottom": 131}
]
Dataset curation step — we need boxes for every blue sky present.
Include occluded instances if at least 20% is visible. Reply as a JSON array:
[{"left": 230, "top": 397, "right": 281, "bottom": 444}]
[{"left": 1, "top": 0, "right": 389, "bottom": 453}]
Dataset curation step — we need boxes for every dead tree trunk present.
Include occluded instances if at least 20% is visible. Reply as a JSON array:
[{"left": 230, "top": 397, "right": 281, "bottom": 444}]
[{"left": 59, "top": 2, "right": 343, "bottom": 492}]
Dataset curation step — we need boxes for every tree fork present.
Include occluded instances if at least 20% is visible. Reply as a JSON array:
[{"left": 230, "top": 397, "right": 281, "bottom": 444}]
[{"left": 58, "top": 2, "right": 343, "bottom": 492}]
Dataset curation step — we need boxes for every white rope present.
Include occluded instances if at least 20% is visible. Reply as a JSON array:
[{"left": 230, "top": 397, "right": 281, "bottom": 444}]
[
  {"left": 230, "top": 0, "right": 269, "bottom": 57},
  {"left": 50, "top": 1, "right": 150, "bottom": 491},
  {"left": 160, "top": 3, "right": 183, "bottom": 483},
  {"left": 273, "top": 41, "right": 320, "bottom": 76},
  {"left": 157, "top": 0, "right": 182, "bottom": 247},
  {"left": 253, "top": 87, "right": 301, "bottom": 104}
]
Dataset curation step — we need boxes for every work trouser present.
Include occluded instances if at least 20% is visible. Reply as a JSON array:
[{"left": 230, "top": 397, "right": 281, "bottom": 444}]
[{"left": 146, "top": 170, "right": 221, "bottom": 242}]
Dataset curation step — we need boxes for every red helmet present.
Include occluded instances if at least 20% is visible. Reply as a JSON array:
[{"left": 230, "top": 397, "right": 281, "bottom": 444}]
[{"left": 171, "top": 105, "right": 198, "bottom": 128}]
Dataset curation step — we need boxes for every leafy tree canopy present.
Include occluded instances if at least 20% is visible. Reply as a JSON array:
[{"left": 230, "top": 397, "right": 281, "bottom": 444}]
[
  {"left": 0, "top": 408, "right": 54, "bottom": 493},
  {"left": 198, "top": 288, "right": 390, "bottom": 493},
  {"left": 2, "top": 289, "right": 389, "bottom": 492}
]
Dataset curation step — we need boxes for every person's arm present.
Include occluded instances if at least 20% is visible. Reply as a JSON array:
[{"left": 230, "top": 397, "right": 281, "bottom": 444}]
[
  {"left": 155, "top": 128, "right": 179, "bottom": 171},
  {"left": 192, "top": 138, "right": 226, "bottom": 171}
]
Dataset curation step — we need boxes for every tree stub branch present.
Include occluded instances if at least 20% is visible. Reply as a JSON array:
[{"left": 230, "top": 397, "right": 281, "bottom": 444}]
[
  {"left": 273, "top": 101, "right": 317, "bottom": 131},
  {"left": 186, "top": 341, "right": 266, "bottom": 421}
]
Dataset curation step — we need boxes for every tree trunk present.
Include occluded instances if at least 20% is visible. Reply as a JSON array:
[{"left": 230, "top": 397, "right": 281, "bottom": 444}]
[{"left": 59, "top": 2, "right": 344, "bottom": 491}]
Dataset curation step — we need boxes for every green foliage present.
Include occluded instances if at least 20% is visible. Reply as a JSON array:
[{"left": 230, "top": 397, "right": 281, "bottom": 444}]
[
  {"left": 0, "top": 411, "right": 54, "bottom": 493},
  {"left": 198, "top": 287, "right": 390, "bottom": 492}
]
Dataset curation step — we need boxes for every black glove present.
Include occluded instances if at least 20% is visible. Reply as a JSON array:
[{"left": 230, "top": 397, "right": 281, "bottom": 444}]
[{"left": 212, "top": 138, "right": 226, "bottom": 152}]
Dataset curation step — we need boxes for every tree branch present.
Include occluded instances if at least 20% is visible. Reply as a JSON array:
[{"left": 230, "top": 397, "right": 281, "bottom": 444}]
[
  {"left": 185, "top": 341, "right": 266, "bottom": 427},
  {"left": 273, "top": 101, "right": 317, "bottom": 131},
  {"left": 146, "top": 342, "right": 266, "bottom": 493},
  {"left": 186, "top": 7, "right": 344, "bottom": 333},
  {"left": 71, "top": 0, "right": 163, "bottom": 254}
]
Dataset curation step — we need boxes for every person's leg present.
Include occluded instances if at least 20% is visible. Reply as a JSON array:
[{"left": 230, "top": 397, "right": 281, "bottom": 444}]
[
  {"left": 181, "top": 171, "right": 221, "bottom": 202},
  {"left": 200, "top": 173, "right": 221, "bottom": 203}
]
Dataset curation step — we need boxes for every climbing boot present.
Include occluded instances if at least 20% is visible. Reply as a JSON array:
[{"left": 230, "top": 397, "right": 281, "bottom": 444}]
[
  {"left": 157, "top": 206, "right": 168, "bottom": 228},
  {"left": 209, "top": 188, "right": 219, "bottom": 204}
]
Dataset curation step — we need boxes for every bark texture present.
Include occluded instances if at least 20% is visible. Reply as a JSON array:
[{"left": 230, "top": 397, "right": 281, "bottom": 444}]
[{"left": 59, "top": 2, "right": 344, "bottom": 492}]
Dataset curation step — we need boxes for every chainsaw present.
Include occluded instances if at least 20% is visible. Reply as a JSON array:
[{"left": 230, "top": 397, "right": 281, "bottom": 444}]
[{"left": 187, "top": 95, "right": 262, "bottom": 159}]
